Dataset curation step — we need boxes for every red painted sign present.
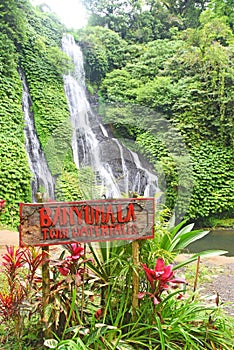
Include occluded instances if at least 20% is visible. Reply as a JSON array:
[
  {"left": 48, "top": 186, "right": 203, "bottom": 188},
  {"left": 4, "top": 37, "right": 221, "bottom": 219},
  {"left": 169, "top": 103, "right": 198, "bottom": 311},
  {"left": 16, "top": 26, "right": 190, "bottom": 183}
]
[{"left": 19, "top": 198, "right": 154, "bottom": 247}]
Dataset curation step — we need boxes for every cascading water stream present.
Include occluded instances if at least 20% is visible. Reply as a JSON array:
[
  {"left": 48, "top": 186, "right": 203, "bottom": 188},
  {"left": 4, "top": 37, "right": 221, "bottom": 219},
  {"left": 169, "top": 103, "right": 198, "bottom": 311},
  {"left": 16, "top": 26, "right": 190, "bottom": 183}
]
[
  {"left": 20, "top": 72, "right": 55, "bottom": 202},
  {"left": 62, "top": 34, "right": 160, "bottom": 199}
]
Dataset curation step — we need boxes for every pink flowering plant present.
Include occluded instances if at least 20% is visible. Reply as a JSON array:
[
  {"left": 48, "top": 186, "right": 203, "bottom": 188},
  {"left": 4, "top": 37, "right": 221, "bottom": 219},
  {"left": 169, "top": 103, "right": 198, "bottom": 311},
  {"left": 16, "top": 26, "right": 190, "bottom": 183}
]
[
  {"left": 55, "top": 243, "right": 85, "bottom": 277},
  {"left": 47, "top": 243, "right": 93, "bottom": 333},
  {"left": 138, "top": 257, "right": 187, "bottom": 305},
  {"left": 52, "top": 243, "right": 87, "bottom": 291}
]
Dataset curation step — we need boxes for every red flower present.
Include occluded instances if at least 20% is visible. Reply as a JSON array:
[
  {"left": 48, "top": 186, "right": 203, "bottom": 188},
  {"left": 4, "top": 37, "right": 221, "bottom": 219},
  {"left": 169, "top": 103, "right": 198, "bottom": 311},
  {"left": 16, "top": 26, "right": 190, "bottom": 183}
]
[
  {"left": 140, "top": 258, "right": 187, "bottom": 304},
  {"left": 65, "top": 243, "right": 84, "bottom": 261},
  {"left": 142, "top": 258, "right": 186, "bottom": 292},
  {"left": 55, "top": 244, "right": 86, "bottom": 277}
]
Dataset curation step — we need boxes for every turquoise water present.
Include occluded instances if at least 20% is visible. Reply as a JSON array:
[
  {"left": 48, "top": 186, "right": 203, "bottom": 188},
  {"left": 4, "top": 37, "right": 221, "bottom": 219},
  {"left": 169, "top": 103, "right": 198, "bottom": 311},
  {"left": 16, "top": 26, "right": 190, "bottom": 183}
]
[{"left": 187, "top": 229, "right": 234, "bottom": 257}]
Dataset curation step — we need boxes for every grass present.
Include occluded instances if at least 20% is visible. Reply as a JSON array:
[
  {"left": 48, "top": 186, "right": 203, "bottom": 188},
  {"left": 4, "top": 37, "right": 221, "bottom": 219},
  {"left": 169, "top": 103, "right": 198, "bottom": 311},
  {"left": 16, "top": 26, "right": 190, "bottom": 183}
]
[{"left": 182, "top": 260, "right": 224, "bottom": 285}]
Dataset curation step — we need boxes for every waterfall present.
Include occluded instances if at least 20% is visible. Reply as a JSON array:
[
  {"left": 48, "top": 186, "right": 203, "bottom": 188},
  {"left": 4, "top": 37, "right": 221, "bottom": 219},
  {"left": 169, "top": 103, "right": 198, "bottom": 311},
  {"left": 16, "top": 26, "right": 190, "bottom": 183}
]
[
  {"left": 20, "top": 72, "right": 55, "bottom": 202},
  {"left": 62, "top": 34, "right": 160, "bottom": 199}
]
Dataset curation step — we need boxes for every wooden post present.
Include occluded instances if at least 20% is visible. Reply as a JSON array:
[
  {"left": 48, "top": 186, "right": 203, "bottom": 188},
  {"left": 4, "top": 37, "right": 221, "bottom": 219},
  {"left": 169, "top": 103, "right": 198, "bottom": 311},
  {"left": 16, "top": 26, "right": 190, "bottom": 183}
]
[
  {"left": 42, "top": 246, "right": 51, "bottom": 336},
  {"left": 36, "top": 193, "right": 51, "bottom": 337},
  {"left": 132, "top": 240, "right": 139, "bottom": 321},
  {"left": 192, "top": 256, "right": 201, "bottom": 301}
]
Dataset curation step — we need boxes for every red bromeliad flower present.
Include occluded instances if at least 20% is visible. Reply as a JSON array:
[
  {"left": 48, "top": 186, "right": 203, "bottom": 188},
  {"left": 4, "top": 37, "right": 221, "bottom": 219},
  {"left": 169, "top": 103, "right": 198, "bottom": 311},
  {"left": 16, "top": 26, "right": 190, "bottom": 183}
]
[
  {"left": 139, "top": 258, "right": 187, "bottom": 305},
  {"left": 142, "top": 258, "right": 187, "bottom": 292},
  {"left": 65, "top": 243, "right": 84, "bottom": 261},
  {"left": 55, "top": 244, "right": 84, "bottom": 276}
]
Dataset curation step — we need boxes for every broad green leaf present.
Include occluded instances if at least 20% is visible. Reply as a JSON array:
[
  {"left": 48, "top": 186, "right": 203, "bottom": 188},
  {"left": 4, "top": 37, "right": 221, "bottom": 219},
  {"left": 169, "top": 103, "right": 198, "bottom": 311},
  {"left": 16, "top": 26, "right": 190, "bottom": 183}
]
[
  {"left": 173, "top": 230, "right": 210, "bottom": 251},
  {"left": 173, "top": 250, "right": 228, "bottom": 270}
]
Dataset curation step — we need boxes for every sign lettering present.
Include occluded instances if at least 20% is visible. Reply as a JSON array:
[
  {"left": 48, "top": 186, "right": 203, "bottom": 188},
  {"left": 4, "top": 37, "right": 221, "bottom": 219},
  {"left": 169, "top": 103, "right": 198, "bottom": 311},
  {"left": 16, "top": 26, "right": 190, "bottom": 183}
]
[{"left": 19, "top": 198, "right": 154, "bottom": 247}]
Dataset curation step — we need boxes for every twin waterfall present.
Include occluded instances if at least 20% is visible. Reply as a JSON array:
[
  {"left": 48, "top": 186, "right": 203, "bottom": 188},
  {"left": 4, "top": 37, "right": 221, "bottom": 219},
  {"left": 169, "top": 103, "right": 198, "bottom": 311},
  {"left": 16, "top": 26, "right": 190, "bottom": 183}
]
[
  {"left": 22, "top": 34, "right": 160, "bottom": 202},
  {"left": 21, "top": 72, "right": 54, "bottom": 202}
]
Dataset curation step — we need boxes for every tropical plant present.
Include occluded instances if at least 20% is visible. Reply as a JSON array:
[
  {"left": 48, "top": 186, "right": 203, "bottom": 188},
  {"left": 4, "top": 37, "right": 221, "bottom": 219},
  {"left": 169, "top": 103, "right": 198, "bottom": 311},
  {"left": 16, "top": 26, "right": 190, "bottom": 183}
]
[
  {"left": 42, "top": 219, "right": 232, "bottom": 349},
  {"left": 44, "top": 263, "right": 234, "bottom": 349},
  {"left": 1, "top": 218, "right": 233, "bottom": 350},
  {"left": 141, "top": 214, "right": 228, "bottom": 270},
  {"left": 0, "top": 246, "right": 45, "bottom": 344},
  {"left": 44, "top": 243, "right": 88, "bottom": 335},
  {"left": 139, "top": 257, "right": 187, "bottom": 305}
]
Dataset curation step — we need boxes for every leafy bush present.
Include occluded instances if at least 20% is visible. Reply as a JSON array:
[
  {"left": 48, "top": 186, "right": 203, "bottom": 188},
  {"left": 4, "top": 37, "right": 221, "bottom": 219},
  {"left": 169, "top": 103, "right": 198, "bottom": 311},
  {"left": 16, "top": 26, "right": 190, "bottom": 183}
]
[
  {"left": 78, "top": 26, "right": 127, "bottom": 84},
  {"left": 188, "top": 144, "right": 234, "bottom": 220}
]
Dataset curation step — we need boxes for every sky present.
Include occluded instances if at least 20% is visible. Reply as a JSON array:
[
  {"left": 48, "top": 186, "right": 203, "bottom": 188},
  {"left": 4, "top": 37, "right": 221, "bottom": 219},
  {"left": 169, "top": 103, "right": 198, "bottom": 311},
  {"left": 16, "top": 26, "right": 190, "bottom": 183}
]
[{"left": 31, "top": 0, "right": 88, "bottom": 29}]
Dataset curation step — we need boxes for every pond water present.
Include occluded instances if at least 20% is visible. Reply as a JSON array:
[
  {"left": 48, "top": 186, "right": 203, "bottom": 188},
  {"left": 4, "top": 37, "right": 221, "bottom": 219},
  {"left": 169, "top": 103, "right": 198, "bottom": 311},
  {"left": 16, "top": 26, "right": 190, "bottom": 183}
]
[{"left": 187, "top": 229, "right": 234, "bottom": 257}]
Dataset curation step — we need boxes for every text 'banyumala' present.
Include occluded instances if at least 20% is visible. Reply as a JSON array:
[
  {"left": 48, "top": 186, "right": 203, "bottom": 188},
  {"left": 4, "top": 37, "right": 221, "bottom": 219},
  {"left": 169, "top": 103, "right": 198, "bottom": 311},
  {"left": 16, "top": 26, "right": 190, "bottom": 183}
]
[{"left": 40, "top": 203, "right": 136, "bottom": 227}]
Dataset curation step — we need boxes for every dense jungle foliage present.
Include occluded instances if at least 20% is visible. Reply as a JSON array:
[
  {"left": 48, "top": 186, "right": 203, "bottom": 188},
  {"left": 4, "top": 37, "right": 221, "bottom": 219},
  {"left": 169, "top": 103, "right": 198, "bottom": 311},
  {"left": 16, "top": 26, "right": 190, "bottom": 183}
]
[
  {"left": 0, "top": 0, "right": 233, "bottom": 227},
  {"left": 78, "top": 0, "right": 234, "bottom": 225},
  {"left": 0, "top": 0, "right": 79, "bottom": 226}
]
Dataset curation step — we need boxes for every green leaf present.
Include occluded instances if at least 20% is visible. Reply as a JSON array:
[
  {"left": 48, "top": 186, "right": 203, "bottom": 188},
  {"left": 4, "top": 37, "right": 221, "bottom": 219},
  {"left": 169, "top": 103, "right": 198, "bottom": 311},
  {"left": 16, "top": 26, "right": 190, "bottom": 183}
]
[
  {"left": 44, "top": 339, "right": 58, "bottom": 349},
  {"left": 173, "top": 250, "right": 228, "bottom": 270},
  {"left": 172, "top": 229, "right": 210, "bottom": 251}
]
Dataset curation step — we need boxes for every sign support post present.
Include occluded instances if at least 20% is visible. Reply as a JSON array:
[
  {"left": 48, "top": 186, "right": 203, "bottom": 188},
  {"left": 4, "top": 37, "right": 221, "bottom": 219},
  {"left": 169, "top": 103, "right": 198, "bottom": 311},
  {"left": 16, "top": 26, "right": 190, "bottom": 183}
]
[
  {"left": 132, "top": 240, "right": 139, "bottom": 321},
  {"left": 36, "top": 193, "right": 51, "bottom": 338},
  {"left": 42, "top": 246, "right": 51, "bottom": 337}
]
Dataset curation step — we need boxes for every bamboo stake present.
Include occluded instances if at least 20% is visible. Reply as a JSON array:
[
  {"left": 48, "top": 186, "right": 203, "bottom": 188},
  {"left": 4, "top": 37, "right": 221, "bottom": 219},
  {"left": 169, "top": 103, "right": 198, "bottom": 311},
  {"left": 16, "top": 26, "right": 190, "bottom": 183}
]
[
  {"left": 132, "top": 240, "right": 139, "bottom": 321},
  {"left": 192, "top": 256, "right": 201, "bottom": 301}
]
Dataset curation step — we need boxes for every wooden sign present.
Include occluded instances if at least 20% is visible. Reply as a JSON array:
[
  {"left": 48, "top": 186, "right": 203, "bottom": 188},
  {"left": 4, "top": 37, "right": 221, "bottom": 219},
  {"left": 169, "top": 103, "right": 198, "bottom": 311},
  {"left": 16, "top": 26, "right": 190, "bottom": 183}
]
[{"left": 19, "top": 198, "right": 155, "bottom": 247}]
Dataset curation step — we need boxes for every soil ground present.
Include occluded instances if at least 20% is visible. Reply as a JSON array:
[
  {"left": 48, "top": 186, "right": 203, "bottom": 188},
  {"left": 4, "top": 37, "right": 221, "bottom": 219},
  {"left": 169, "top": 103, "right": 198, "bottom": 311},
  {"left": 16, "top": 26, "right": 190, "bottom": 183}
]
[
  {"left": 176, "top": 254, "right": 234, "bottom": 316},
  {"left": 0, "top": 229, "right": 233, "bottom": 316}
]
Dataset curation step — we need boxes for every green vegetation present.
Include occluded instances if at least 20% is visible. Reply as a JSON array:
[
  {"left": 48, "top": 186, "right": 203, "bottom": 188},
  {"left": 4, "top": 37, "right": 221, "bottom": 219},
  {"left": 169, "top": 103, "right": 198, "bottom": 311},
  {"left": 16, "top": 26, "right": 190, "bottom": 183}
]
[
  {"left": 77, "top": 26, "right": 127, "bottom": 85},
  {"left": 0, "top": 25, "right": 32, "bottom": 226},
  {"left": 78, "top": 0, "right": 234, "bottom": 225},
  {"left": 0, "top": 0, "right": 233, "bottom": 226},
  {"left": 0, "top": 218, "right": 232, "bottom": 349},
  {"left": 0, "top": 0, "right": 81, "bottom": 227},
  {"left": 0, "top": 2, "right": 233, "bottom": 348}
]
